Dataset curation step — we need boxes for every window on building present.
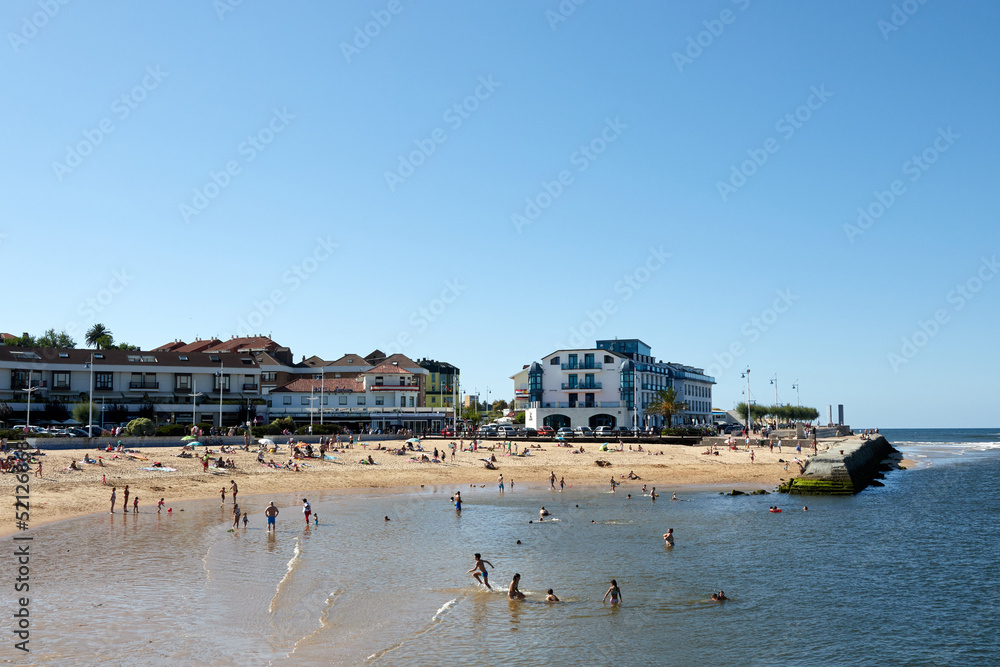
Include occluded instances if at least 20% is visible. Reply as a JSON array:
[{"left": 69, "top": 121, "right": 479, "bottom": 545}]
[
  {"left": 339, "top": 396, "right": 348, "bottom": 405},
  {"left": 283, "top": 396, "right": 291, "bottom": 405},
  {"left": 357, "top": 396, "right": 366, "bottom": 405},
  {"left": 175, "top": 374, "right": 191, "bottom": 391},
  {"left": 53, "top": 372, "right": 70, "bottom": 389},
  {"left": 301, "top": 397, "right": 309, "bottom": 405},
  {"left": 409, "top": 396, "right": 415, "bottom": 407},
  {"left": 96, "top": 372, "right": 113, "bottom": 390},
  {"left": 261, "top": 372, "right": 276, "bottom": 381},
  {"left": 550, "top": 357, "right": 560, "bottom": 365},
  {"left": 375, "top": 396, "right": 384, "bottom": 406},
  {"left": 375, "top": 376, "right": 383, "bottom": 386},
  {"left": 322, "top": 396, "right": 329, "bottom": 405}
]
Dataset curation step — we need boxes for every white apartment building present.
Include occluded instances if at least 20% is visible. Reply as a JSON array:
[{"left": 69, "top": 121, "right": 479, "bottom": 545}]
[{"left": 517, "top": 338, "right": 715, "bottom": 430}]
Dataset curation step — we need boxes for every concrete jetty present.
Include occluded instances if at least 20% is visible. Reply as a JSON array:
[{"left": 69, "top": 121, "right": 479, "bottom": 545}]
[{"left": 779, "top": 435, "right": 898, "bottom": 495}]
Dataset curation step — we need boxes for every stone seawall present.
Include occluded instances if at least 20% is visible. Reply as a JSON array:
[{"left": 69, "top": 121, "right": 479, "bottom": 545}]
[{"left": 779, "top": 435, "right": 898, "bottom": 495}]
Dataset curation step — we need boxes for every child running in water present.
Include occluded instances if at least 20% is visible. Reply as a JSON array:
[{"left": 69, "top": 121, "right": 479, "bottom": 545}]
[{"left": 467, "top": 553, "right": 494, "bottom": 590}]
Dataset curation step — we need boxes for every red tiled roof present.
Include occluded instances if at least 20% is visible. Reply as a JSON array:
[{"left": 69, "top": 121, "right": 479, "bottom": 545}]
[
  {"left": 205, "top": 336, "right": 279, "bottom": 353},
  {"left": 175, "top": 339, "right": 221, "bottom": 353},
  {"left": 152, "top": 341, "right": 186, "bottom": 352},
  {"left": 1, "top": 333, "right": 16, "bottom": 340},
  {"left": 271, "top": 377, "right": 363, "bottom": 393},
  {"left": 365, "top": 363, "right": 413, "bottom": 375}
]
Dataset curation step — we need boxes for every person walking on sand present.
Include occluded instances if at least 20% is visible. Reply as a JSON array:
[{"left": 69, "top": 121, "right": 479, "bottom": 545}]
[
  {"left": 232, "top": 503, "right": 241, "bottom": 529},
  {"left": 34, "top": 459, "right": 41, "bottom": 478},
  {"left": 508, "top": 573, "right": 525, "bottom": 600},
  {"left": 230, "top": 480, "right": 238, "bottom": 504},
  {"left": 603, "top": 579, "right": 622, "bottom": 605},
  {"left": 110, "top": 487, "right": 117, "bottom": 514},
  {"left": 265, "top": 502, "right": 279, "bottom": 532},
  {"left": 302, "top": 499, "right": 311, "bottom": 524},
  {"left": 467, "top": 553, "right": 494, "bottom": 590}
]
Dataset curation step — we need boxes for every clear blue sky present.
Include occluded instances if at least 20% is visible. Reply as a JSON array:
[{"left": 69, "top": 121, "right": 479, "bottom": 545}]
[{"left": 3, "top": 1, "right": 998, "bottom": 428}]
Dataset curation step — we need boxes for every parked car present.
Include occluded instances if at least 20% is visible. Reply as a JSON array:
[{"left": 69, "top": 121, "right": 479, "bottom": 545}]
[
  {"left": 724, "top": 424, "right": 745, "bottom": 434},
  {"left": 573, "top": 426, "right": 594, "bottom": 437},
  {"left": 496, "top": 425, "right": 517, "bottom": 438},
  {"left": 594, "top": 426, "right": 614, "bottom": 437},
  {"left": 440, "top": 427, "right": 455, "bottom": 437},
  {"left": 556, "top": 427, "right": 574, "bottom": 438},
  {"left": 520, "top": 427, "right": 538, "bottom": 437},
  {"left": 537, "top": 426, "right": 555, "bottom": 437},
  {"left": 478, "top": 425, "right": 498, "bottom": 437}
]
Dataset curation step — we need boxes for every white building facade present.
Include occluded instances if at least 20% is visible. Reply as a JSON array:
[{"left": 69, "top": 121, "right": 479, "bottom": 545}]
[{"left": 518, "top": 338, "right": 715, "bottom": 431}]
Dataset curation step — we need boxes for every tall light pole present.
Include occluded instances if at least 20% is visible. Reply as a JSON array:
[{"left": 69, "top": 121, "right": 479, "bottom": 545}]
[
  {"left": 186, "top": 381, "right": 203, "bottom": 431},
  {"left": 741, "top": 367, "right": 751, "bottom": 432},
  {"left": 309, "top": 386, "right": 317, "bottom": 429},
  {"left": 216, "top": 361, "right": 224, "bottom": 430},
  {"left": 86, "top": 353, "right": 95, "bottom": 437},
  {"left": 24, "top": 370, "right": 41, "bottom": 431},
  {"left": 319, "top": 369, "right": 325, "bottom": 425},
  {"left": 769, "top": 374, "right": 778, "bottom": 406},
  {"left": 792, "top": 380, "right": 800, "bottom": 407}
]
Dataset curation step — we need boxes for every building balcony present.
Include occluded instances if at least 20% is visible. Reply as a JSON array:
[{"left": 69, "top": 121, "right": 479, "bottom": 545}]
[
  {"left": 561, "top": 362, "right": 602, "bottom": 370},
  {"left": 371, "top": 385, "right": 420, "bottom": 391},
  {"left": 560, "top": 382, "right": 602, "bottom": 390},
  {"left": 129, "top": 381, "right": 160, "bottom": 390},
  {"left": 242, "top": 383, "right": 259, "bottom": 391},
  {"left": 539, "top": 401, "right": 620, "bottom": 409}
]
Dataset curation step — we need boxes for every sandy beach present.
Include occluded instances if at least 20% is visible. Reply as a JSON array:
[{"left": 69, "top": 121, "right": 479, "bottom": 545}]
[{"left": 2, "top": 437, "right": 852, "bottom": 534}]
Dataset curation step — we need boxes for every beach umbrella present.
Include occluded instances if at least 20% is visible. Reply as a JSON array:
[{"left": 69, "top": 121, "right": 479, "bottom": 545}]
[
  {"left": 406, "top": 438, "right": 421, "bottom": 444},
  {"left": 556, "top": 436, "right": 567, "bottom": 442},
  {"left": 258, "top": 438, "right": 276, "bottom": 446},
  {"left": 181, "top": 435, "right": 197, "bottom": 442}
]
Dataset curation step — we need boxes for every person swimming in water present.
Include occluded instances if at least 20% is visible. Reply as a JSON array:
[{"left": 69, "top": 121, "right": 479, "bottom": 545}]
[
  {"left": 546, "top": 588, "right": 560, "bottom": 602},
  {"left": 602, "top": 579, "right": 622, "bottom": 605},
  {"left": 539, "top": 506, "right": 550, "bottom": 521},
  {"left": 663, "top": 528, "right": 674, "bottom": 547}
]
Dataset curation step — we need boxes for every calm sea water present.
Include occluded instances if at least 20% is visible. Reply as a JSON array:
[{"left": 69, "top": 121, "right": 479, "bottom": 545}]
[{"left": 7, "top": 429, "right": 1000, "bottom": 666}]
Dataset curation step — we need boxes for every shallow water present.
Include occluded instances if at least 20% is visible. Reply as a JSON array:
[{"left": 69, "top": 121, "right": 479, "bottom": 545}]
[{"left": 6, "top": 430, "right": 1000, "bottom": 666}]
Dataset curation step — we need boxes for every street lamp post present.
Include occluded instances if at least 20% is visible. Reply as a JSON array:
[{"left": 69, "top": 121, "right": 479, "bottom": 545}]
[
  {"left": 86, "top": 353, "right": 95, "bottom": 437},
  {"left": 741, "top": 367, "right": 751, "bottom": 433},
  {"left": 792, "top": 381, "right": 800, "bottom": 407},
  {"left": 216, "top": 361, "right": 224, "bottom": 431},
  {"left": 769, "top": 374, "right": 778, "bottom": 406},
  {"left": 319, "top": 369, "right": 325, "bottom": 426},
  {"left": 186, "top": 381, "right": 204, "bottom": 431},
  {"left": 23, "top": 370, "right": 42, "bottom": 432}
]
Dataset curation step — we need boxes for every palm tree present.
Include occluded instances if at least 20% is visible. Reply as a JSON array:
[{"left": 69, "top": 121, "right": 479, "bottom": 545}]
[
  {"left": 85, "top": 324, "right": 112, "bottom": 349},
  {"left": 645, "top": 388, "right": 688, "bottom": 429}
]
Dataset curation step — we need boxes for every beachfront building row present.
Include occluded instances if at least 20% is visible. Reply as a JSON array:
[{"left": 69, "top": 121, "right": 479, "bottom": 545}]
[
  {"left": 0, "top": 336, "right": 459, "bottom": 432},
  {"left": 512, "top": 338, "right": 714, "bottom": 431}
]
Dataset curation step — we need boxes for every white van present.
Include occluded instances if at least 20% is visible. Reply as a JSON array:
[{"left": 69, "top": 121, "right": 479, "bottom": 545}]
[{"left": 496, "top": 425, "right": 518, "bottom": 438}]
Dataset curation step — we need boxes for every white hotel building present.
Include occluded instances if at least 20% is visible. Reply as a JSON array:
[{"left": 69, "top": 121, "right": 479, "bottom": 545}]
[{"left": 514, "top": 338, "right": 714, "bottom": 431}]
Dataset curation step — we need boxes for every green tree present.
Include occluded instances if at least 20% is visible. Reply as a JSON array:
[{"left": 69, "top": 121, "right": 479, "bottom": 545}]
[
  {"left": 72, "top": 402, "right": 92, "bottom": 426},
  {"left": 36, "top": 328, "right": 76, "bottom": 348},
  {"left": 86, "top": 324, "right": 113, "bottom": 349},
  {"left": 513, "top": 411, "right": 525, "bottom": 424},
  {"left": 109, "top": 341, "right": 140, "bottom": 351},
  {"left": 3, "top": 332, "right": 36, "bottom": 347},
  {"left": 0, "top": 401, "right": 12, "bottom": 425},
  {"left": 645, "top": 388, "right": 688, "bottom": 427},
  {"left": 126, "top": 417, "right": 156, "bottom": 444}
]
